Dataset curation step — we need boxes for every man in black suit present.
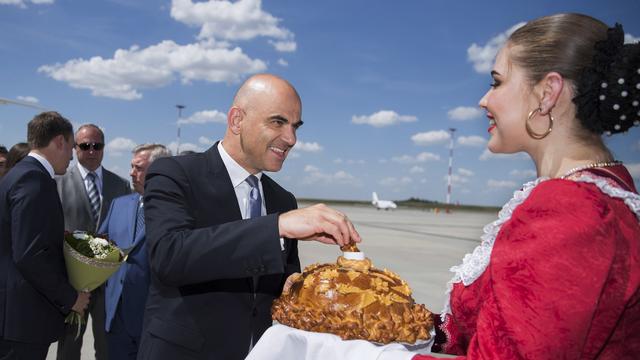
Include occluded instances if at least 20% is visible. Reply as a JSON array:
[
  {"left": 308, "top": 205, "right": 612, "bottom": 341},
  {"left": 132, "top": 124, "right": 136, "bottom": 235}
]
[
  {"left": 0, "top": 144, "right": 8, "bottom": 179},
  {"left": 0, "top": 112, "right": 90, "bottom": 360},
  {"left": 139, "top": 74, "right": 361, "bottom": 360}
]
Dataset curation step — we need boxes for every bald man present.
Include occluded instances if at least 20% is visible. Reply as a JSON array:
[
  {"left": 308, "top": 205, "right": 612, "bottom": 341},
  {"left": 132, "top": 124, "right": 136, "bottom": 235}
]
[{"left": 139, "top": 74, "right": 361, "bottom": 360}]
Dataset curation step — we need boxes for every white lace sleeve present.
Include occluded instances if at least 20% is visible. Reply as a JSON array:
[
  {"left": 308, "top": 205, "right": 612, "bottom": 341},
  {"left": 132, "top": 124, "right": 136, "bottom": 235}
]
[
  {"left": 440, "top": 177, "right": 547, "bottom": 320},
  {"left": 440, "top": 173, "right": 640, "bottom": 321}
]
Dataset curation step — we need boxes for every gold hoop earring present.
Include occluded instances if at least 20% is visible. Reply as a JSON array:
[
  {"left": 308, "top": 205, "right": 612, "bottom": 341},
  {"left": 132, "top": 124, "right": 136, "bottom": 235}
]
[{"left": 526, "top": 108, "right": 553, "bottom": 140}]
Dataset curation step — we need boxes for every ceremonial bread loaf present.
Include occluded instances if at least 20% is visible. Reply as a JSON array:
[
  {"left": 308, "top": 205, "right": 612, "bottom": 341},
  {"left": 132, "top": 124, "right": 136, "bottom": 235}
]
[{"left": 272, "top": 246, "right": 433, "bottom": 344}]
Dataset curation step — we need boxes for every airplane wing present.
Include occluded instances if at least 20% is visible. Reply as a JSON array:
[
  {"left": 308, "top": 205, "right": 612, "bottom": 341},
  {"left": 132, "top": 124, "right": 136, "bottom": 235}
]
[{"left": 0, "top": 97, "right": 49, "bottom": 111}]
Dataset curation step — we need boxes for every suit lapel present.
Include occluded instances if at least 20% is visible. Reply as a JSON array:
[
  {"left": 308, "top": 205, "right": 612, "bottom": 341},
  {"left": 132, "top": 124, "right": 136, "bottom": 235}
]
[
  {"left": 261, "top": 175, "right": 281, "bottom": 215},
  {"left": 128, "top": 194, "right": 141, "bottom": 247},
  {"left": 71, "top": 166, "right": 93, "bottom": 216},
  {"left": 206, "top": 144, "right": 243, "bottom": 222}
]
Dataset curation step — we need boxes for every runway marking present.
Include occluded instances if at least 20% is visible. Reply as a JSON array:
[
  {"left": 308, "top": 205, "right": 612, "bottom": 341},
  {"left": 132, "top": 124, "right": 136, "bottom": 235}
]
[{"left": 356, "top": 221, "right": 481, "bottom": 243}]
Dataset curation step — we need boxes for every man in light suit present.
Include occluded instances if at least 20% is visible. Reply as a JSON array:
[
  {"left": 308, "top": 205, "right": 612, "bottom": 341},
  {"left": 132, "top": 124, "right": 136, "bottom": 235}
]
[
  {"left": 56, "top": 124, "right": 130, "bottom": 360},
  {"left": 139, "top": 74, "right": 361, "bottom": 360},
  {"left": 0, "top": 112, "right": 90, "bottom": 359},
  {"left": 98, "top": 144, "right": 170, "bottom": 360}
]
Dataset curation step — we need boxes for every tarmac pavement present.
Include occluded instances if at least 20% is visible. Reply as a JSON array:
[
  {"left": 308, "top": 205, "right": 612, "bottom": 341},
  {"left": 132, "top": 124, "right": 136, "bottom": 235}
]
[{"left": 46, "top": 203, "right": 497, "bottom": 359}]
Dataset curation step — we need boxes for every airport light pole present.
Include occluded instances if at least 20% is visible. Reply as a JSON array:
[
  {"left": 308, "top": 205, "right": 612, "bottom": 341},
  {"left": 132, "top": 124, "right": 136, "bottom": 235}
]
[
  {"left": 176, "top": 104, "right": 185, "bottom": 154},
  {"left": 446, "top": 128, "right": 456, "bottom": 205}
]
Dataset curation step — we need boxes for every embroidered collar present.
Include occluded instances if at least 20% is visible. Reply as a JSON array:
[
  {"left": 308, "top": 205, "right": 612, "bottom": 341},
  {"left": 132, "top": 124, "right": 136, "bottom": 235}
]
[{"left": 441, "top": 173, "right": 640, "bottom": 320}]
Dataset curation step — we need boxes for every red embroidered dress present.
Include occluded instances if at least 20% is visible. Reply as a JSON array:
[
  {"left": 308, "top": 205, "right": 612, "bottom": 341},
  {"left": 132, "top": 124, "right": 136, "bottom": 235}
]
[{"left": 415, "top": 166, "right": 640, "bottom": 359}]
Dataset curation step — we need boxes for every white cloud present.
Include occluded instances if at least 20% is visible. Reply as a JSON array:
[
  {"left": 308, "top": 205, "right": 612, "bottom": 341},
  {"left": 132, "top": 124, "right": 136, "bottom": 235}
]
[
  {"left": 0, "top": 0, "right": 53, "bottom": 8},
  {"left": 627, "top": 163, "right": 640, "bottom": 180},
  {"left": 106, "top": 137, "right": 137, "bottom": 156},
  {"left": 179, "top": 109, "right": 227, "bottom": 125},
  {"left": 39, "top": 40, "right": 266, "bottom": 100},
  {"left": 509, "top": 169, "right": 537, "bottom": 179},
  {"left": 457, "top": 135, "right": 487, "bottom": 147},
  {"left": 379, "top": 176, "right": 412, "bottom": 187},
  {"left": 479, "top": 148, "right": 528, "bottom": 161},
  {"left": 391, "top": 152, "right": 440, "bottom": 164},
  {"left": 448, "top": 106, "right": 483, "bottom": 121},
  {"left": 269, "top": 40, "right": 296, "bottom": 52},
  {"left": 411, "top": 130, "right": 450, "bottom": 146},
  {"left": 352, "top": 110, "right": 417, "bottom": 127},
  {"left": 171, "top": 0, "right": 296, "bottom": 52},
  {"left": 198, "top": 136, "right": 215, "bottom": 145},
  {"left": 168, "top": 141, "right": 204, "bottom": 154},
  {"left": 443, "top": 168, "right": 474, "bottom": 185},
  {"left": 277, "top": 58, "right": 289, "bottom": 67},
  {"left": 295, "top": 140, "right": 323, "bottom": 152},
  {"left": 487, "top": 179, "right": 518, "bottom": 189},
  {"left": 625, "top": 33, "right": 640, "bottom": 44},
  {"left": 467, "top": 22, "right": 525, "bottom": 73},
  {"left": 302, "top": 168, "right": 359, "bottom": 186},
  {"left": 304, "top": 165, "right": 319, "bottom": 173},
  {"left": 458, "top": 168, "right": 474, "bottom": 177},
  {"left": 16, "top": 95, "right": 39, "bottom": 103},
  {"left": 409, "top": 166, "right": 424, "bottom": 174},
  {"left": 444, "top": 174, "right": 469, "bottom": 185},
  {"left": 333, "top": 158, "right": 365, "bottom": 165}
]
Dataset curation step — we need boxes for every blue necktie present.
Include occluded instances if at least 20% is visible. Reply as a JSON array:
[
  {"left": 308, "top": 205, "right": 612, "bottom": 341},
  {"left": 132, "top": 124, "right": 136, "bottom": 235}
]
[
  {"left": 86, "top": 172, "right": 101, "bottom": 225},
  {"left": 245, "top": 175, "right": 262, "bottom": 219}
]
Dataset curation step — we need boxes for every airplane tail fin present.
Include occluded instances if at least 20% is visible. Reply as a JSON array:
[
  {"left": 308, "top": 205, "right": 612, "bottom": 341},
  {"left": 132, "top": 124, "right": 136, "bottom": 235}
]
[{"left": 372, "top": 192, "right": 379, "bottom": 203}]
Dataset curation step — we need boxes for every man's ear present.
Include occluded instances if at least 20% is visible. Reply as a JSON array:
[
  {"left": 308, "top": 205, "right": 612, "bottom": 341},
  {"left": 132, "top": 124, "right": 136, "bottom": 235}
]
[
  {"left": 228, "top": 106, "right": 244, "bottom": 135},
  {"left": 537, "top": 71, "right": 564, "bottom": 115},
  {"left": 53, "top": 134, "right": 65, "bottom": 150}
]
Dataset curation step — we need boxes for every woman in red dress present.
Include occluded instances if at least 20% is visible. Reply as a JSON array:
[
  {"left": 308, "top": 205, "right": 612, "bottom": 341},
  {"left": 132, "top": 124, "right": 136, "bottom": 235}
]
[{"left": 415, "top": 13, "right": 640, "bottom": 359}]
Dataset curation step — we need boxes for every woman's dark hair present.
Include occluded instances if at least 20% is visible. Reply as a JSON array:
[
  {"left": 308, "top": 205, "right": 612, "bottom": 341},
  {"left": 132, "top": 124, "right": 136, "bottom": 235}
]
[
  {"left": 508, "top": 13, "right": 640, "bottom": 135},
  {"left": 6, "top": 142, "right": 30, "bottom": 170}
]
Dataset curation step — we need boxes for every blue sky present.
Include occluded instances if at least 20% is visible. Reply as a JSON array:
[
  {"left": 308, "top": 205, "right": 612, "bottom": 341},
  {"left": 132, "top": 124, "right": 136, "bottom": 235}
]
[{"left": 1, "top": 0, "right": 639, "bottom": 206}]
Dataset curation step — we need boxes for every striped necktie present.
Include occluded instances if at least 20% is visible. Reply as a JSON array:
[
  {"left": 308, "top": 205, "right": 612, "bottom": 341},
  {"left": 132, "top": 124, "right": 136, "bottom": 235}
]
[
  {"left": 134, "top": 201, "right": 144, "bottom": 239},
  {"left": 86, "top": 172, "right": 101, "bottom": 224},
  {"left": 245, "top": 175, "right": 262, "bottom": 219}
]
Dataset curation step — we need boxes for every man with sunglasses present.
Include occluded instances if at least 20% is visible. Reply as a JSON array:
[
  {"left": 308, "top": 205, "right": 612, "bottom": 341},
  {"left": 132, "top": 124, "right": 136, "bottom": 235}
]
[{"left": 56, "top": 124, "right": 130, "bottom": 360}]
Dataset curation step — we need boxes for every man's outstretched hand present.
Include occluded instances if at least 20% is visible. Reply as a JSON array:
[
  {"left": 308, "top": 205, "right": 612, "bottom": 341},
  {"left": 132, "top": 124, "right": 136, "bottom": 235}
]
[{"left": 278, "top": 204, "right": 361, "bottom": 247}]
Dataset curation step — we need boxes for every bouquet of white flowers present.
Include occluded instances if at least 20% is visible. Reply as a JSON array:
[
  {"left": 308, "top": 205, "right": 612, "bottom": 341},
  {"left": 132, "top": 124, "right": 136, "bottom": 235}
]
[{"left": 63, "top": 231, "right": 127, "bottom": 337}]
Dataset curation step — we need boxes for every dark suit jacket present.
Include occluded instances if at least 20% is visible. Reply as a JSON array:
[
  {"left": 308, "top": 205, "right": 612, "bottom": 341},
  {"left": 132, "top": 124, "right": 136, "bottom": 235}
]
[
  {"left": 99, "top": 193, "right": 149, "bottom": 336},
  {"left": 0, "top": 156, "right": 77, "bottom": 344},
  {"left": 56, "top": 165, "right": 131, "bottom": 232},
  {"left": 138, "top": 144, "right": 300, "bottom": 360}
]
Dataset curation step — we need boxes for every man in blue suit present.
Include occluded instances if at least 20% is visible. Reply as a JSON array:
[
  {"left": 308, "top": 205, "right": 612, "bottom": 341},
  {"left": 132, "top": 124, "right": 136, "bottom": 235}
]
[
  {"left": 98, "top": 144, "right": 171, "bottom": 360},
  {"left": 0, "top": 112, "right": 90, "bottom": 359}
]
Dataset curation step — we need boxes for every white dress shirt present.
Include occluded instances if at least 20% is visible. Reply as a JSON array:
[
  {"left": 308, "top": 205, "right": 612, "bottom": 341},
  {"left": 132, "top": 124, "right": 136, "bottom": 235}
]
[
  {"left": 217, "top": 142, "right": 265, "bottom": 219},
  {"left": 28, "top": 152, "right": 55, "bottom": 178},
  {"left": 217, "top": 142, "right": 284, "bottom": 251},
  {"left": 76, "top": 163, "right": 103, "bottom": 201}
]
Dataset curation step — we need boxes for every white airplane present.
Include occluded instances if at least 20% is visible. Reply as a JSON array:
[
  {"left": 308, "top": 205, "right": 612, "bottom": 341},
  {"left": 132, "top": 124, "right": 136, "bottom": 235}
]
[{"left": 372, "top": 192, "right": 397, "bottom": 210}]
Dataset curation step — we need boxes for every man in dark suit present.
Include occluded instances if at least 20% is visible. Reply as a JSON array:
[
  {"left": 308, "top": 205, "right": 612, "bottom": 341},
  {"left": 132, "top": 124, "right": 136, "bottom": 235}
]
[
  {"left": 98, "top": 144, "right": 171, "bottom": 360},
  {"left": 56, "top": 124, "right": 130, "bottom": 360},
  {"left": 0, "top": 112, "right": 90, "bottom": 360},
  {"left": 0, "top": 144, "right": 8, "bottom": 179},
  {"left": 138, "top": 74, "right": 361, "bottom": 360}
]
